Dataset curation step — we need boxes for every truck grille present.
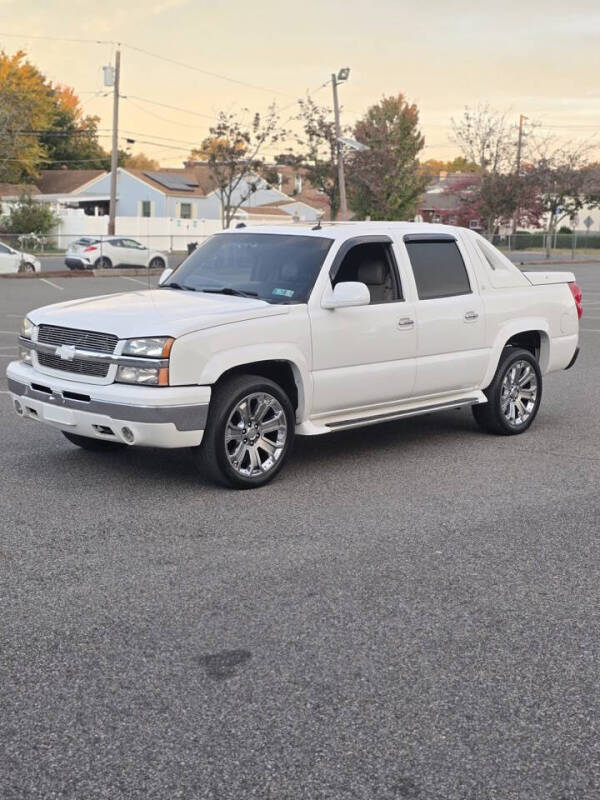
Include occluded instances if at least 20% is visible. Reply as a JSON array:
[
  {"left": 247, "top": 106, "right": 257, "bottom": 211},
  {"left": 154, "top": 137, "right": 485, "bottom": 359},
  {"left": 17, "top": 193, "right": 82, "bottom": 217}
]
[{"left": 37, "top": 325, "right": 118, "bottom": 378}]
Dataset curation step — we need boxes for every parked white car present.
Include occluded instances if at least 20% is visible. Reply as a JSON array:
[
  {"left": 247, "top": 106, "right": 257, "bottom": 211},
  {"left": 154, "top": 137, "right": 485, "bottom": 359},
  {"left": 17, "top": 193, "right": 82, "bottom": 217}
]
[
  {"left": 65, "top": 236, "right": 167, "bottom": 270},
  {"left": 8, "top": 223, "right": 581, "bottom": 488},
  {"left": 0, "top": 241, "right": 41, "bottom": 274}
]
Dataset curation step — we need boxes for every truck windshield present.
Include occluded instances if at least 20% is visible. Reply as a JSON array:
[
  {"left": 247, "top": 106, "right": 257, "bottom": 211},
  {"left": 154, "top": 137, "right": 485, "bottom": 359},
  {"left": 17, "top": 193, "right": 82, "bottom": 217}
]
[{"left": 163, "top": 233, "right": 333, "bottom": 304}]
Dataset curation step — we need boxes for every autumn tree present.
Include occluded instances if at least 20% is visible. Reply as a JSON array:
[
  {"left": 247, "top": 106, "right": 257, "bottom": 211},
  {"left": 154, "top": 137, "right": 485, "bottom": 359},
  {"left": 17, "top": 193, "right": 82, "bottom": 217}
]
[
  {"left": 347, "top": 94, "right": 426, "bottom": 220},
  {"left": 0, "top": 193, "right": 59, "bottom": 234},
  {"left": 421, "top": 156, "right": 479, "bottom": 180},
  {"left": 295, "top": 98, "right": 340, "bottom": 219},
  {"left": 41, "top": 84, "right": 110, "bottom": 170},
  {"left": 122, "top": 152, "right": 160, "bottom": 170},
  {"left": 190, "top": 106, "right": 285, "bottom": 228},
  {"left": 528, "top": 140, "right": 600, "bottom": 257},
  {"left": 0, "top": 50, "right": 112, "bottom": 179},
  {"left": 0, "top": 50, "right": 55, "bottom": 182}
]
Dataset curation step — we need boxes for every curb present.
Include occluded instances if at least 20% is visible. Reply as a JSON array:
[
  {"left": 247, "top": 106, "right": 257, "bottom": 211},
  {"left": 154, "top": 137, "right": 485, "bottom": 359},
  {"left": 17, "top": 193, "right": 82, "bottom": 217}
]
[{"left": 0, "top": 268, "right": 164, "bottom": 280}]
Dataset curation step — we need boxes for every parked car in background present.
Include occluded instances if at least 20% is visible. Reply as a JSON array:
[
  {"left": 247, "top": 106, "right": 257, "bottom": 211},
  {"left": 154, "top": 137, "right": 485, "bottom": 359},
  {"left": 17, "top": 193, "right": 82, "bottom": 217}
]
[
  {"left": 0, "top": 241, "right": 41, "bottom": 274},
  {"left": 65, "top": 236, "right": 167, "bottom": 270}
]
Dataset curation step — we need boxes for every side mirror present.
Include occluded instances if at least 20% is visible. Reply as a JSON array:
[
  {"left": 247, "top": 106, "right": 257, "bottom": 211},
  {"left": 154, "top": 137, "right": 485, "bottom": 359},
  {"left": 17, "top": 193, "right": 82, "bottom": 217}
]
[
  {"left": 322, "top": 281, "right": 370, "bottom": 309},
  {"left": 158, "top": 267, "right": 174, "bottom": 285}
]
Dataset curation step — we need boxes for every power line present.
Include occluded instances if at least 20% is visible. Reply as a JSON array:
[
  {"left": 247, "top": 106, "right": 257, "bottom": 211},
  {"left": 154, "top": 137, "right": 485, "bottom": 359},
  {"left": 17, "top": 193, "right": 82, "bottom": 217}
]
[
  {"left": 0, "top": 32, "right": 295, "bottom": 98},
  {"left": 123, "top": 98, "right": 210, "bottom": 130},
  {"left": 124, "top": 95, "right": 216, "bottom": 121},
  {"left": 123, "top": 43, "right": 294, "bottom": 98}
]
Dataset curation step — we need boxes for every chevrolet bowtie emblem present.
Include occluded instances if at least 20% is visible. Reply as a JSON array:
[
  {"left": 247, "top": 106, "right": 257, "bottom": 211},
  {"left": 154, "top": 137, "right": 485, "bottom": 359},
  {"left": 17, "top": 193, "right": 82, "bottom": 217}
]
[{"left": 56, "top": 344, "right": 77, "bottom": 361}]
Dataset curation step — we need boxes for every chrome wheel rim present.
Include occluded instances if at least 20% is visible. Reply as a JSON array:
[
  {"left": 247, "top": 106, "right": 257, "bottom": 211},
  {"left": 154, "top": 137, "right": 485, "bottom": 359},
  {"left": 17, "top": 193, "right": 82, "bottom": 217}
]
[
  {"left": 501, "top": 359, "right": 538, "bottom": 426},
  {"left": 225, "top": 392, "right": 287, "bottom": 478}
]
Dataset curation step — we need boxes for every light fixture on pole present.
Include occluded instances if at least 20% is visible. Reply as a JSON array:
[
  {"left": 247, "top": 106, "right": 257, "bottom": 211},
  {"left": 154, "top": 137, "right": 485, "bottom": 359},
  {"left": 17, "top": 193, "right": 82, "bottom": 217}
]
[{"left": 331, "top": 67, "right": 350, "bottom": 220}]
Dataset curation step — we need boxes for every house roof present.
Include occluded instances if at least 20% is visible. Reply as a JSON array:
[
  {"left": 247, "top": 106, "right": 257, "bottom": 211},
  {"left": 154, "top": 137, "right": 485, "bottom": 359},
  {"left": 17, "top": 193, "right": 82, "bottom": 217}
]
[
  {"left": 0, "top": 183, "right": 40, "bottom": 198},
  {"left": 240, "top": 205, "right": 292, "bottom": 217},
  {"left": 35, "top": 169, "right": 106, "bottom": 194},
  {"left": 126, "top": 166, "right": 218, "bottom": 196}
]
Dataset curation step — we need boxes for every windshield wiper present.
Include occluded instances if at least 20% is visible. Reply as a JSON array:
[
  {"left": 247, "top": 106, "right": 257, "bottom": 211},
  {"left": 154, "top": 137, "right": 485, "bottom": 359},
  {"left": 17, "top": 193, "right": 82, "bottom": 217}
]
[
  {"left": 162, "top": 282, "right": 195, "bottom": 291},
  {"left": 201, "top": 287, "right": 259, "bottom": 298}
]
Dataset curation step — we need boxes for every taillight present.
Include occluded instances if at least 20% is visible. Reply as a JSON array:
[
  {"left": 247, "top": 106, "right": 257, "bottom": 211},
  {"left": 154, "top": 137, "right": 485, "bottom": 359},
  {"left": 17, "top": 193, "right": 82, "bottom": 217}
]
[
  {"left": 83, "top": 245, "right": 98, "bottom": 252},
  {"left": 569, "top": 282, "right": 583, "bottom": 319}
]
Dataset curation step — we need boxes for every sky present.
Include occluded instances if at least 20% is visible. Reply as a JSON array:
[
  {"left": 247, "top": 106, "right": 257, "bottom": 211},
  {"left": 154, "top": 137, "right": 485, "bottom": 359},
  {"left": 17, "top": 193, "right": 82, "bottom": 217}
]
[{"left": 0, "top": 0, "right": 599, "bottom": 168}]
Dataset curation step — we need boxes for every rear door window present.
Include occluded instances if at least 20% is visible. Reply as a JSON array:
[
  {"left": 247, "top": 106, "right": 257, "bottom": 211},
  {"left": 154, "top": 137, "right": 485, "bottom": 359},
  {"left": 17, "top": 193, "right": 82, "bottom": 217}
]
[{"left": 405, "top": 239, "right": 471, "bottom": 300}]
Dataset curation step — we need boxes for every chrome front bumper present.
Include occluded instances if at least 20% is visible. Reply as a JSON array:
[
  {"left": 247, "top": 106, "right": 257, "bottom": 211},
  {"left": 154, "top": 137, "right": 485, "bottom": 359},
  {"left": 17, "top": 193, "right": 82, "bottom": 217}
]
[{"left": 7, "top": 361, "right": 211, "bottom": 449}]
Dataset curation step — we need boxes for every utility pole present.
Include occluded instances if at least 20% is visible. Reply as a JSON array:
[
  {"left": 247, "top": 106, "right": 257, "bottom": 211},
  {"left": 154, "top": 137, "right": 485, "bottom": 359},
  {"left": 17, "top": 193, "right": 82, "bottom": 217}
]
[
  {"left": 331, "top": 71, "right": 349, "bottom": 220},
  {"left": 511, "top": 113, "right": 526, "bottom": 240},
  {"left": 108, "top": 48, "right": 121, "bottom": 236}
]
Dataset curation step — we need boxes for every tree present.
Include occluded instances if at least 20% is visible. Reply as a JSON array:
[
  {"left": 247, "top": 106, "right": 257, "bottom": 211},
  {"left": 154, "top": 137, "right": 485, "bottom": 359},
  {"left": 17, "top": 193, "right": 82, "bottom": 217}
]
[
  {"left": 451, "top": 105, "right": 517, "bottom": 174},
  {"left": 528, "top": 140, "right": 600, "bottom": 257},
  {"left": 190, "top": 106, "right": 285, "bottom": 228},
  {"left": 0, "top": 50, "right": 55, "bottom": 182},
  {"left": 0, "top": 193, "right": 59, "bottom": 234},
  {"left": 347, "top": 94, "right": 426, "bottom": 220},
  {"left": 421, "top": 156, "right": 479, "bottom": 179},
  {"left": 122, "top": 152, "right": 160, "bottom": 170},
  {"left": 41, "top": 84, "right": 110, "bottom": 170},
  {"left": 296, "top": 97, "right": 340, "bottom": 219}
]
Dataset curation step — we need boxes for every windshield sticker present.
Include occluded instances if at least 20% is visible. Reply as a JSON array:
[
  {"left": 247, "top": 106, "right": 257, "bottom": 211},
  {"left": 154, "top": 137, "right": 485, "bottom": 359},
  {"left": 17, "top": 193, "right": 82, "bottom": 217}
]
[{"left": 272, "top": 288, "right": 295, "bottom": 298}]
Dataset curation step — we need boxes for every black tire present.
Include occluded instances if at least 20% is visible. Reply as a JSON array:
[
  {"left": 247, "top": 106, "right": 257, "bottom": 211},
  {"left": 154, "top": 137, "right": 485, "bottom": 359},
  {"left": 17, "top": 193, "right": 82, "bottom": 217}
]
[
  {"left": 62, "top": 431, "right": 125, "bottom": 451},
  {"left": 149, "top": 256, "right": 166, "bottom": 269},
  {"left": 18, "top": 262, "right": 36, "bottom": 273},
  {"left": 94, "top": 256, "right": 113, "bottom": 269},
  {"left": 472, "top": 347, "right": 542, "bottom": 435},
  {"left": 196, "top": 374, "right": 295, "bottom": 489}
]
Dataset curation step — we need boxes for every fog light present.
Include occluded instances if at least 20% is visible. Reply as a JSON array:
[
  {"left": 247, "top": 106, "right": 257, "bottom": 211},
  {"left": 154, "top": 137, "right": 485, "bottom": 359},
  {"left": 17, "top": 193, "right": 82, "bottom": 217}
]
[
  {"left": 14, "top": 399, "right": 23, "bottom": 415},
  {"left": 121, "top": 427, "right": 135, "bottom": 443},
  {"left": 19, "top": 347, "right": 33, "bottom": 365}
]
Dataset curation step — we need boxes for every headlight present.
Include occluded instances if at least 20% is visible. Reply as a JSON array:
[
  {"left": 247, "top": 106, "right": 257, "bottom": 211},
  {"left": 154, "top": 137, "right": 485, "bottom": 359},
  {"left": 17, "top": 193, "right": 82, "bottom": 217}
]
[
  {"left": 116, "top": 365, "right": 162, "bottom": 385},
  {"left": 20, "top": 317, "right": 34, "bottom": 339},
  {"left": 122, "top": 337, "right": 173, "bottom": 358},
  {"left": 19, "top": 347, "right": 33, "bottom": 365}
]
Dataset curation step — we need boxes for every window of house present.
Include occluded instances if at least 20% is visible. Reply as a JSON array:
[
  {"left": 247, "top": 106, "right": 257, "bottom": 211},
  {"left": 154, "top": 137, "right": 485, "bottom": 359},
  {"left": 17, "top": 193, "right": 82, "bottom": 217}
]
[
  {"left": 332, "top": 241, "right": 402, "bottom": 304},
  {"left": 141, "top": 201, "right": 152, "bottom": 218},
  {"left": 180, "top": 203, "right": 192, "bottom": 219},
  {"left": 404, "top": 238, "right": 471, "bottom": 300},
  {"left": 294, "top": 175, "right": 303, "bottom": 194},
  {"left": 469, "top": 219, "right": 480, "bottom": 229}
]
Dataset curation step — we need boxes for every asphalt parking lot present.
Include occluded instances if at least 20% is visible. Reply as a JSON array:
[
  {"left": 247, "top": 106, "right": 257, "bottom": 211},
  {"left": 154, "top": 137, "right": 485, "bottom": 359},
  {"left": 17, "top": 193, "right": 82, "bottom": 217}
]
[{"left": 1, "top": 265, "right": 600, "bottom": 799}]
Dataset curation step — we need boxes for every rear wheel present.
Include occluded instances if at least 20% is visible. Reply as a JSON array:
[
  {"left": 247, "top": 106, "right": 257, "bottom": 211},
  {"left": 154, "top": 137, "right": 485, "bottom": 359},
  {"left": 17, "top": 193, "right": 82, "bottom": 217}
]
[
  {"left": 62, "top": 431, "right": 125, "bottom": 451},
  {"left": 94, "top": 256, "right": 113, "bottom": 269},
  {"left": 196, "top": 374, "right": 295, "bottom": 488},
  {"left": 149, "top": 256, "right": 166, "bottom": 269},
  {"left": 472, "top": 347, "right": 542, "bottom": 435}
]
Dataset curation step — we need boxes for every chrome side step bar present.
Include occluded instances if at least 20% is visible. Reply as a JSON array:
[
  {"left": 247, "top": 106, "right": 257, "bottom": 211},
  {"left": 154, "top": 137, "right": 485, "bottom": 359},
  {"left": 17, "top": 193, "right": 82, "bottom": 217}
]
[{"left": 326, "top": 397, "right": 482, "bottom": 432}]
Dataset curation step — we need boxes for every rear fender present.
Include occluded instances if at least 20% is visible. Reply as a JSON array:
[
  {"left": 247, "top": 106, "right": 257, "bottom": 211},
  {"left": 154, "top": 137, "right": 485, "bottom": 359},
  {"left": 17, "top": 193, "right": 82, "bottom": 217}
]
[{"left": 482, "top": 319, "right": 550, "bottom": 388}]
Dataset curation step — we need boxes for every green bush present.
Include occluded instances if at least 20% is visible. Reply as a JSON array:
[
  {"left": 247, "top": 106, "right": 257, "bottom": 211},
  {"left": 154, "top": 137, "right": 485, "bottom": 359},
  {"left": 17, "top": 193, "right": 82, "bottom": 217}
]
[{"left": 0, "top": 193, "right": 59, "bottom": 235}]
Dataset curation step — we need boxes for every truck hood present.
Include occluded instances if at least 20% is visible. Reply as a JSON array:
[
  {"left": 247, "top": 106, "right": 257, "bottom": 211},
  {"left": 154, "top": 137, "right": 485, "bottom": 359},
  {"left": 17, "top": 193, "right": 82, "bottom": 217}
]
[{"left": 29, "top": 288, "right": 289, "bottom": 338}]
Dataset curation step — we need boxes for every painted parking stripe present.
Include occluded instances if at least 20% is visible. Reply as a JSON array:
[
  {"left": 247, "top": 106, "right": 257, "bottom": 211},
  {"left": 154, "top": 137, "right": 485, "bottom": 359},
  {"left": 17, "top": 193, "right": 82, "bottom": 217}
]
[
  {"left": 40, "top": 278, "right": 64, "bottom": 290},
  {"left": 121, "top": 276, "right": 149, "bottom": 285}
]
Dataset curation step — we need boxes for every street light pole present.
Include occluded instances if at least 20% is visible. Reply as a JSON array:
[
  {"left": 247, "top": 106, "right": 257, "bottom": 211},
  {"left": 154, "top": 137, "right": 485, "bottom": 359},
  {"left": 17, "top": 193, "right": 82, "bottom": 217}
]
[
  {"left": 511, "top": 113, "right": 526, "bottom": 240},
  {"left": 331, "top": 71, "right": 349, "bottom": 220},
  {"left": 108, "top": 48, "right": 121, "bottom": 236}
]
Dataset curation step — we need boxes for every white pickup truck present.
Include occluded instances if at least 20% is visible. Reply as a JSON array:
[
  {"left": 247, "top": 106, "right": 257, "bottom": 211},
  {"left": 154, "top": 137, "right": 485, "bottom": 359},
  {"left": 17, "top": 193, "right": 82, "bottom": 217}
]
[{"left": 7, "top": 223, "right": 582, "bottom": 488}]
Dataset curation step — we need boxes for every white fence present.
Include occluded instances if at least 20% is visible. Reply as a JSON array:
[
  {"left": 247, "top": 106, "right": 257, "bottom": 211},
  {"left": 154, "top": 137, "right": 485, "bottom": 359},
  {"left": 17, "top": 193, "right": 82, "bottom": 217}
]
[{"left": 52, "top": 209, "right": 292, "bottom": 252}]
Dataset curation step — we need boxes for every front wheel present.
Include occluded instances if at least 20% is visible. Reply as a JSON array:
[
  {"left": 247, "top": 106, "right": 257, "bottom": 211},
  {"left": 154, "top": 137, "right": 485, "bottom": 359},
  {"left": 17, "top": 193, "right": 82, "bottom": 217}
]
[
  {"left": 472, "top": 347, "right": 542, "bottom": 435},
  {"left": 149, "top": 256, "right": 166, "bottom": 269},
  {"left": 94, "top": 256, "right": 113, "bottom": 269},
  {"left": 196, "top": 374, "right": 295, "bottom": 488},
  {"left": 18, "top": 262, "right": 36, "bottom": 273}
]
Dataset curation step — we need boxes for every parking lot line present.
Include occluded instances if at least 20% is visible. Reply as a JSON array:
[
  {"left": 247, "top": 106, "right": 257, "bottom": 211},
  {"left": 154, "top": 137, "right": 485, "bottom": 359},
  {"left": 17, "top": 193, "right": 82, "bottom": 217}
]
[
  {"left": 121, "top": 276, "right": 149, "bottom": 285},
  {"left": 40, "top": 278, "right": 64, "bottom": 290}
]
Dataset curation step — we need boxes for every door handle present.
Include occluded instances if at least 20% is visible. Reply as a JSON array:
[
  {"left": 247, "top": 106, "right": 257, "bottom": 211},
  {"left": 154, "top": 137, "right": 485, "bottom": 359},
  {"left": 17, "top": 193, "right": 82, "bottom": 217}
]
[
  {"left": 464, "top": 311, "right": 479, "bottom": 321},
  {"left": 397, "top": 317, "right": 415, "bottom": 328}
]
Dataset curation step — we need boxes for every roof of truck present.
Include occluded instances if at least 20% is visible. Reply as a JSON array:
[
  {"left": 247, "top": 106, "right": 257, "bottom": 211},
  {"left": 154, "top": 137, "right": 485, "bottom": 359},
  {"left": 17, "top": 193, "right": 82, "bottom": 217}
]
[{"left": 221, "top": 222, "right": 471, "bottom": 241}]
